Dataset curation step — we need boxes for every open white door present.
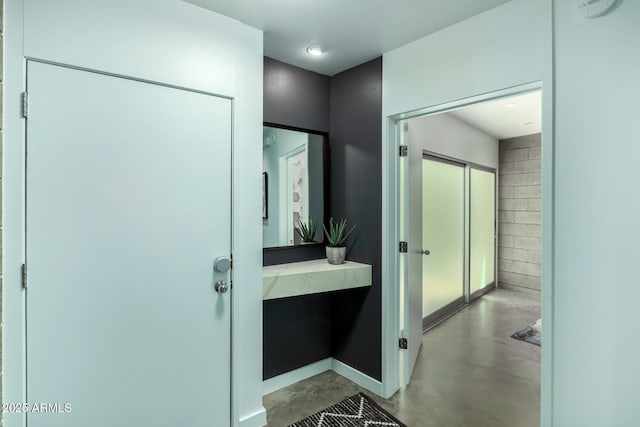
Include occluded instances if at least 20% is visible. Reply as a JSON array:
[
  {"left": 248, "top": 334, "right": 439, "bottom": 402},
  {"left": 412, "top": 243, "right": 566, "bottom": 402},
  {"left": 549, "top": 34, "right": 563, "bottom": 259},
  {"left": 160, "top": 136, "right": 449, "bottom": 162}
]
[
  {"left": 25, "top": 61, "right": 232, "bottom": 426},
  {"left": 401, "top": 123, "right": 424, "bottom": 384}
]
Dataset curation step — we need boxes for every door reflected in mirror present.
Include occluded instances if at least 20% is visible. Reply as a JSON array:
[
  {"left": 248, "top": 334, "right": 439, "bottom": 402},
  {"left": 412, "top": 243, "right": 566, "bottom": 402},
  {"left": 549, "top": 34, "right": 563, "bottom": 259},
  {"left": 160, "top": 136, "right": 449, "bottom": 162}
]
[{"left": 263, "top": 125, "right": 326, "bottom": 248}]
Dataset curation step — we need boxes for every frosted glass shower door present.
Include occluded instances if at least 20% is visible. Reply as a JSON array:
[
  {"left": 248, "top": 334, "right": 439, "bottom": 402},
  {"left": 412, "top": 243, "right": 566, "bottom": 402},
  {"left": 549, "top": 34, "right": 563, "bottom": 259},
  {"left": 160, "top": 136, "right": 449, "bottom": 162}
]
[
  {"left": 422, "top": 157, "right": 465, "bottom": 320},
  {"left": 470, "top": 168, "right": 496, "bottom": 296}
]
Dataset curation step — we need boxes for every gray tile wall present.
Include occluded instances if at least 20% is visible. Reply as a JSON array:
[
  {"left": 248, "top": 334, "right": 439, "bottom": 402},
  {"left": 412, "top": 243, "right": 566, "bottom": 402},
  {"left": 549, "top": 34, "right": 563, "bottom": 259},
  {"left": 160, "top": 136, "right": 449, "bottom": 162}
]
[{"left": 498, "top": 134, "right": 541, "bottom": 292}]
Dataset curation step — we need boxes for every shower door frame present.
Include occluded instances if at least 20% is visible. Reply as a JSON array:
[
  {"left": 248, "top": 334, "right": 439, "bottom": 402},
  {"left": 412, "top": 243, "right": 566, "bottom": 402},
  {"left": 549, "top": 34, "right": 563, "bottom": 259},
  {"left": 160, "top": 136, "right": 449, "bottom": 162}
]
[
  {"left": 419, "top": 151, "right": 498, "bottom": 331},
  {"left": 468, "top": 164, "right": 498, "bottom": 302}
]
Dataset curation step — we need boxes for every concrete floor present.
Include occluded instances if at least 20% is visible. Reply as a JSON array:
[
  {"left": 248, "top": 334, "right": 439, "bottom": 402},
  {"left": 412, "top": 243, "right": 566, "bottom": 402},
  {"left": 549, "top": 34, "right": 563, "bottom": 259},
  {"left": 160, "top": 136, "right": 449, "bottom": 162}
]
[{"left": 264, "top": 288, "right": 541, "bottom": 427}]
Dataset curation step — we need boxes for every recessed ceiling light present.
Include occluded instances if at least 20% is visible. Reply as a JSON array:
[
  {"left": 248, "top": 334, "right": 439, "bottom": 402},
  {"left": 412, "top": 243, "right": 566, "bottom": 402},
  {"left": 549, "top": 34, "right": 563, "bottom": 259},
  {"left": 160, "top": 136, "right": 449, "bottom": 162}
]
[
  {"left": 306, "top": 46, "right": 323, "bottom": 57},
  {"left": 506, "top": 103, "right": 517, "bottom": 108}
]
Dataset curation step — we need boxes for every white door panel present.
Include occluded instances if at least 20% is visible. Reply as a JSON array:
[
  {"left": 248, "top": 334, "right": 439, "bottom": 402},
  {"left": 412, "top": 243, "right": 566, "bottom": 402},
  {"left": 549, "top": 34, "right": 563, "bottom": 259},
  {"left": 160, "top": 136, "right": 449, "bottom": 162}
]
[
  {"left": 403, "top": 124, "right": 423, "bottom": 384},
  {"left": 26, "top": 61, "right": 232, "bottom": 426}
]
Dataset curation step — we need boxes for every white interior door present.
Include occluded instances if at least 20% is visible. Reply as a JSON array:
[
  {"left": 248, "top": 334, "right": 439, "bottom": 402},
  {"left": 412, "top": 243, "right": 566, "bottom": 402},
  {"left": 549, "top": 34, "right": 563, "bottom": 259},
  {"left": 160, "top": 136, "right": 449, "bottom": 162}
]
[
  {"left": 25, "top": 61, "right": 232, "bottom": 426},
  {"left": 402, "top": 125, "right": 423, "bottom": 384}
]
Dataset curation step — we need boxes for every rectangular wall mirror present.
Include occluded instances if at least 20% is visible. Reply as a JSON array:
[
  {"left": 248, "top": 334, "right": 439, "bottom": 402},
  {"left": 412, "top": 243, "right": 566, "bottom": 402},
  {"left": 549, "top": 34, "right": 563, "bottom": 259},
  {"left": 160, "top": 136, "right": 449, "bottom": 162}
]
[{"left": 263, "top": 125, "right": 327, "bottom": 249}]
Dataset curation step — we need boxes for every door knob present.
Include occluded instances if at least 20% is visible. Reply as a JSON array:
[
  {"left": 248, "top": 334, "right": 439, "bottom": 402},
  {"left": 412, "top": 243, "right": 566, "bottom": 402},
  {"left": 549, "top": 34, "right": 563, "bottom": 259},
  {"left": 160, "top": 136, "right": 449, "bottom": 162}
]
[
  {"left": 214, "top": 256, "right": 231, "bottom": 273},
  {"left": 215, "top": 280, "right": 229, "bottom": 294},
  {"left": 420, "top": 249, "right": 431, "bottom": 256}
]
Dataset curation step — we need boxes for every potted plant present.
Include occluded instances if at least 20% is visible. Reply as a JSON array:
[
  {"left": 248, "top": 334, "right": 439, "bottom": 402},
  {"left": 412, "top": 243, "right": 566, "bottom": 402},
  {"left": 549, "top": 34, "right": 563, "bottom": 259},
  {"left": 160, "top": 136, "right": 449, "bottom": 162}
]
[
  {"left": 295, "top": 217, "right": 320, "bottom": 244},
  {"left": 322, "top": 217, "right": 356, "bottom": 265}
]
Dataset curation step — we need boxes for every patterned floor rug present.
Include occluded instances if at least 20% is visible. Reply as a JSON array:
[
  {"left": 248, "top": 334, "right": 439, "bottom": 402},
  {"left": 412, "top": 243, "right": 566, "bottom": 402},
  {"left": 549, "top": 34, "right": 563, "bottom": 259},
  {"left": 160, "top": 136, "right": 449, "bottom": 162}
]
[
  {"left": 511, "top": 318, "right": 541, "bottom": 346},
  {"left": 289, "top": 392, "right": 406, "bottom": 427}
]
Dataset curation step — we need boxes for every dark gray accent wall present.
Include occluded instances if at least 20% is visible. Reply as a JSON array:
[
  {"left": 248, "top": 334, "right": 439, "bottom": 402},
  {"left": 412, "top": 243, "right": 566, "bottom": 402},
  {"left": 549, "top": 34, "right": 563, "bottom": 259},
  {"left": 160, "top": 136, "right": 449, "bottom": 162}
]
[
  {"left": 263, "top": 56, "right": 384, "bottom": 382},
  {"left": 263, "top": 57, "right": 331, "bottom": 266},
  {"left": 264, "top": 57, "right": 330, "bottom": 133},
  {"left": 264, "top": 244, "right": 326, "bottom": 266},
  {"left": 329, "top": 58, "right": 383, "bottom": 381},
  {"left": 263, "top": 294, "right": 332, "bottom": 379},
  {"left": 263, "top": 57, "right": 332, "bottom": 379}
]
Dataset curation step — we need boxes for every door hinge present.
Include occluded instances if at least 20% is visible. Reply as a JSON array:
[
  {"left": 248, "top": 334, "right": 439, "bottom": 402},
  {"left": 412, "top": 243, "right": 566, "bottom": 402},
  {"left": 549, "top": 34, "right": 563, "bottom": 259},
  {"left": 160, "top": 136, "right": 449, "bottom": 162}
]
[
  {"left": 22, "top": 92, "right": 29, "bottom": 118},
  {"left": 22, "top": 263, "right": 27, "bottom": 289},
  {"left": 399, "top": 337, "right": 408, "bottom": 350},
  {"left": 399, "top": 241, "right": 408, "bottom": 253},
  {"left": 399, "top": 145, "right": 408, "bottom": 157}
]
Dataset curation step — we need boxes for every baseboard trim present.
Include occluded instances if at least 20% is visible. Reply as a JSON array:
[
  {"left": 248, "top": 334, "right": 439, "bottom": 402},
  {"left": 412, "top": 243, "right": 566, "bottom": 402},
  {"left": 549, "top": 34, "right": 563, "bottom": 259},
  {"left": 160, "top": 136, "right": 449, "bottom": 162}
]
[
  {"left": 330, "top": 358, "right": 384, "bottom": 397},
  {"left": 262, "top": 358, "right": 384, "bottom": 397},
  {"left": 470, "top": 281, "right": 496, "bottom": 301},
  {"left": 239, "top": 407, "right": 267, "bottom": 427},
  {"left": 263, "top": 358, "right": 332, "bottom": 395},
  {"left": 498, "top": 282, "right": 541, "bottom": 295},
  {"left": 423, "top": 296, "right": 466, "bottom": 333}
]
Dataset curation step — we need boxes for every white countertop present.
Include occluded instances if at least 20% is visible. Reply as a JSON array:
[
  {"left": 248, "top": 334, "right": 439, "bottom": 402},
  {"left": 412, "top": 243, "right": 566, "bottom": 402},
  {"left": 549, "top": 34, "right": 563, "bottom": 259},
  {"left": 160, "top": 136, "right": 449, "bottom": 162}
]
[{"left": 263, "top": 259, "right": 372, "bottom": 300}]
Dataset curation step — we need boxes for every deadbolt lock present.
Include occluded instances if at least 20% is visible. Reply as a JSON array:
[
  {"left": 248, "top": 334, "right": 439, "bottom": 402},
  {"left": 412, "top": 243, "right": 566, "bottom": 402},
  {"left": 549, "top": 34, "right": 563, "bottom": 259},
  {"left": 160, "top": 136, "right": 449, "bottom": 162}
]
[{"left": 215, "top": 280, "right": 229, "bottom": 294}]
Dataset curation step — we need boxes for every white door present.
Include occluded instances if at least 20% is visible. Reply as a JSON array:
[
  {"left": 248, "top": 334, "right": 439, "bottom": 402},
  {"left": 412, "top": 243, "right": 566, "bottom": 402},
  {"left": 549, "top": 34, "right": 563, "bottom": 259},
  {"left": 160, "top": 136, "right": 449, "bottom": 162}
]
[
  {"left": 25, "top": 61, "right": 232, "bottom": 426},
  {"left": 402, "top": 125, "right": 423, "bottom": 384}
]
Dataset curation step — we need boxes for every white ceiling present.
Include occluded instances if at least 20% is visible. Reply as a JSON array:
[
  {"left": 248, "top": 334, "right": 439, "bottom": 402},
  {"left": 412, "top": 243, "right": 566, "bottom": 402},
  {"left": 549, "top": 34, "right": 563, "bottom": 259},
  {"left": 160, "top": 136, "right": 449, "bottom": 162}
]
[
  {"left": 185, "top": 0, "right": 510, "bottom": 76},
  {"left": 449, "top": 91, "right": 542, "bottom": 140}
]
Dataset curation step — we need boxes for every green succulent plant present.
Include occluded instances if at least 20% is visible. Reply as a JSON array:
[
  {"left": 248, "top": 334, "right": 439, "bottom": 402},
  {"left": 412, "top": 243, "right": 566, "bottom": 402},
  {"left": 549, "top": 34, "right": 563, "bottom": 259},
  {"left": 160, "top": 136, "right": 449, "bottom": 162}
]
[
  {"left": 295, "top": 217, "right": 320, "bottom": 242},
  {"left": 322, "top": 217, "right": 357, "bottom": 247}
]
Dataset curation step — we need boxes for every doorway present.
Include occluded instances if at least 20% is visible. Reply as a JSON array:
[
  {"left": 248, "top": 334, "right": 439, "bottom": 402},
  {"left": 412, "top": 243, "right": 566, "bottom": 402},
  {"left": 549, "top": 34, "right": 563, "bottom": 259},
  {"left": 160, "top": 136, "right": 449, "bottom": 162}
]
[
  {"left": 396, "top": 87, "right": 542, "bottom": 390},
  {"left": 24, "top": 61, "right": 233, "bottom": 426}
]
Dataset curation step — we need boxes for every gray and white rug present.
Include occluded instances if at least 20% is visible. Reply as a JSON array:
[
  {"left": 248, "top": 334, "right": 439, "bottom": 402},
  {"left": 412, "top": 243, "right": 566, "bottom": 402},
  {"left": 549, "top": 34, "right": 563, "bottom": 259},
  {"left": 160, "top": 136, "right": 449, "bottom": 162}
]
[
  {"left": 512, "top": 319, "right": 541, "bottom": 346},
  {"left": 289, "top": 392, "right": 406, "bottom": 427}
]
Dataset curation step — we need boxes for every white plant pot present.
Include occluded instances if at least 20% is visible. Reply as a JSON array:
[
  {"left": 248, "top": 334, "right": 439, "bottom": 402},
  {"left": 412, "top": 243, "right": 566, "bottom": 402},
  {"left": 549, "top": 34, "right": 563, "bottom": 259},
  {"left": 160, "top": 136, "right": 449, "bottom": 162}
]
[{"left": 326, "top": 246, "right": 346, "bottom": 265}]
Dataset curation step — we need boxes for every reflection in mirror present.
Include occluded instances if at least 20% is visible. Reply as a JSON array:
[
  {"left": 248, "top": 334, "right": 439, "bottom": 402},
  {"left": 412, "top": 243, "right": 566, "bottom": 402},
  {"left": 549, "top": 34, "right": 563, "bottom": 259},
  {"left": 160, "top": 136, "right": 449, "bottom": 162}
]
[{"left": 263, "top": 126, "right": 325, "bottom": 248}]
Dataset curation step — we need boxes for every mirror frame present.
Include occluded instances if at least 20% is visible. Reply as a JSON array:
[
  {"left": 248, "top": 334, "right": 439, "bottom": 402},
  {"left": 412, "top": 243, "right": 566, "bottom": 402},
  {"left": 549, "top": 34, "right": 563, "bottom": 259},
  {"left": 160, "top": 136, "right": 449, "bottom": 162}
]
[{"left": 262, "top": 122, "right": 330, "bottom": 255}]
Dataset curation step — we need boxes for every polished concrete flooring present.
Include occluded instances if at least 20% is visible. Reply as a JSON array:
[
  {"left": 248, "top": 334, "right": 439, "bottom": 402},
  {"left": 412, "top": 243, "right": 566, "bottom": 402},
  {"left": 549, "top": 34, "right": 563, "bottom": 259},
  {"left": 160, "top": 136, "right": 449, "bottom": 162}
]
[{"left": 264, "top": 288, "right": 541, "bottom": 427}]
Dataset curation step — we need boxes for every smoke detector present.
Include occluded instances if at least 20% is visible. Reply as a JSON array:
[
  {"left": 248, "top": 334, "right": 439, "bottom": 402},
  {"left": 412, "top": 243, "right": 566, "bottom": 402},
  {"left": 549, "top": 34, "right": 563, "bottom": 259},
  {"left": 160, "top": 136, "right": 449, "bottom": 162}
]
[{"left": 577, "top": 0, "right": 617, "bottom": 18}]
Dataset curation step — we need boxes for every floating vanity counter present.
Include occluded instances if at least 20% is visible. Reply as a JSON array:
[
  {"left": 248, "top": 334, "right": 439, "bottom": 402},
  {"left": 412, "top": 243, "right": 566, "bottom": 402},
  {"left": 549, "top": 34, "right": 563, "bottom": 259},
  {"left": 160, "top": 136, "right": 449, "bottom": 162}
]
[{"left": 263, "top": 259, "right": 372, "bottom": 300}]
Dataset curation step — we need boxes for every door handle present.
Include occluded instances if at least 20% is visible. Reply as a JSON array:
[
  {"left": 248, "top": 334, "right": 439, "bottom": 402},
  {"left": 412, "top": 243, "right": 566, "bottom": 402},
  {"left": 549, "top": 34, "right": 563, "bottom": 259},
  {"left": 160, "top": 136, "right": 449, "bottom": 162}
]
[{"left": 420, "top": 249, "right": 431, "bottom": 256}]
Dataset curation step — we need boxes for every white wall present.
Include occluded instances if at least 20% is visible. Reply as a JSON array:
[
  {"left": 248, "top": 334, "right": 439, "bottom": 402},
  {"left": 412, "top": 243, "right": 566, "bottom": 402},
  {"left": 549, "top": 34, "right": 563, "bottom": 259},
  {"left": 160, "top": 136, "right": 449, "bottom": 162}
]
[
  {"left": 552, "top": 1, "right": 640, "bottom": 425},
  {"left": 380, "top": 0, "right": 553, "bottom": 415},
  {"left": 383, "top": 0, "right": 545, "bottom": 118},
  {"left": 3, "top": 1, "right": 265, "bottom": 426},
  {"left": 23, "top": 0, "right": 241, "bottom": 96},
  {"left": 407, "top": 113, "right": 498, "bottom": 168}
]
